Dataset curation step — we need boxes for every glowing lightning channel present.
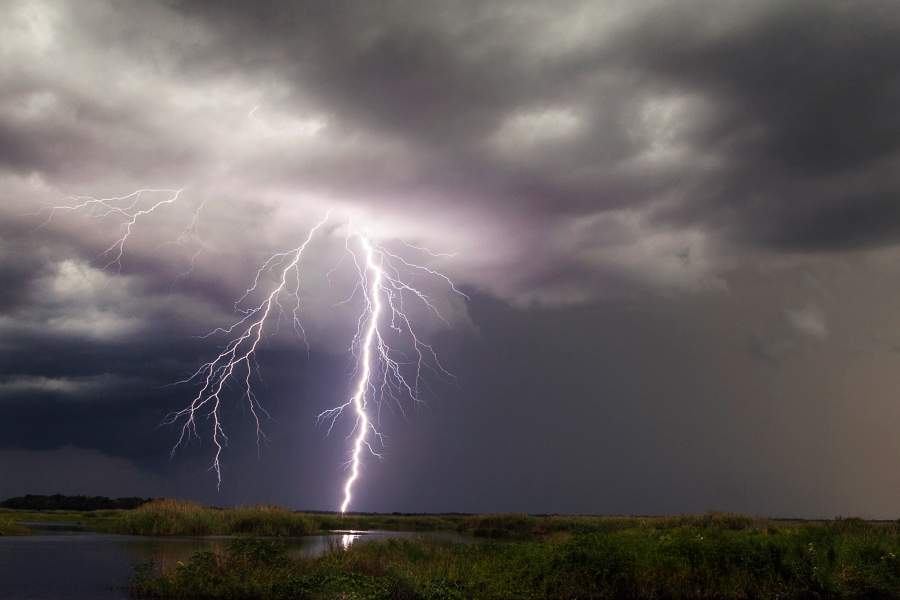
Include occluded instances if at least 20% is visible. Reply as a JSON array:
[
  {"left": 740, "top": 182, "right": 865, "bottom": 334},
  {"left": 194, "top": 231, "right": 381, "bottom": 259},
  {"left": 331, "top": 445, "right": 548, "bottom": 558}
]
[
  {"left": 173, "top": 213, "right": 465, "bottom": 509},
  {"left": 317, "top": 224, "right": 467, "bottom": 513},
  {"left": 340, "top": 234, "right": 383, "bottom": 513},
  {"left": 43, "top": 189, "right": 466, "bottom": 512},
  {"left": 37, "top": 188, "right": 185, "bottom": 270},
  {"left": 165, "top": 211, "right": 332, "bottom": 487}
]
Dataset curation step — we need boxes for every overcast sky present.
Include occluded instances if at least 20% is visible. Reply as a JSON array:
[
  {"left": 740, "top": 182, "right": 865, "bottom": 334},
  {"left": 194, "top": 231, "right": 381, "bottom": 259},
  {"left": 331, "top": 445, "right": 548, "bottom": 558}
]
[{"left": 3, "top": 0, "right": 900, "bottom": 517}]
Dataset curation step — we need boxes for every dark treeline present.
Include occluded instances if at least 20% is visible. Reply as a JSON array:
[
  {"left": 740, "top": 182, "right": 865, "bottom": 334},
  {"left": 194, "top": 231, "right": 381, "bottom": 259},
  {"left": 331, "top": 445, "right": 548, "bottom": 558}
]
[{"left": 1, "top": 494, "right": 150, "bottom": 511}]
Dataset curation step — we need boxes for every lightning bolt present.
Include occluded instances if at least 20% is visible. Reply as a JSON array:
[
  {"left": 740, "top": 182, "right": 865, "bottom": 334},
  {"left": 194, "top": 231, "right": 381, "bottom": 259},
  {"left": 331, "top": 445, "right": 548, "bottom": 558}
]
[
  {"left": 172, "top": 213, "right": 464, "bottom": 510},
  {"left": 317, "top": 223, "right": 466, "bottom": 512},
  {"left": 338, "top": 233, "right": 383, "bottom": 513},
  {"left": 39, "top": 189, "right": 465, "bottom": 513},
  {"left": 165, "top": 212, "right": 332, "bottom": 487},
  {"left": 37, "top": 188, "right": 185, "bottom": 271}
]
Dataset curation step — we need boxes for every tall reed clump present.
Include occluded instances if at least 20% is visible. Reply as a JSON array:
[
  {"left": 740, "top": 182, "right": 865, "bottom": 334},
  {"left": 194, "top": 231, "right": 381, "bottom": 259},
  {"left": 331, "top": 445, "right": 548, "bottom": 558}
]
[
  {"left": 106, "top": 499, "right": 316, "bottom": 536},
  {"left": 227, "top": 505, "right": 317, "bottom": 536}
]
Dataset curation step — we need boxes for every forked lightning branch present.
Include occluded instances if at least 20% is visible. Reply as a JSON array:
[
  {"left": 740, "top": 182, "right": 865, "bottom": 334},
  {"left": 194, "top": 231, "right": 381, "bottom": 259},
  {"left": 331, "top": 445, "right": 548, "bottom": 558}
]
[{"left": 40, "top": 189, "right": 466, "bottom": 513}]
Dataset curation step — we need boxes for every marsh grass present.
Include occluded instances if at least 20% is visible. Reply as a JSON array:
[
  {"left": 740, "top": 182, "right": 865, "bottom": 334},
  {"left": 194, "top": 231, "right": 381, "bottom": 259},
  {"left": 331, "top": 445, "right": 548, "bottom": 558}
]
[
  {"left": 0, "top": 516, "right": 30, "bottom": 536},
  {"left": 132, "top": 518, "right": 900, "bottom": 599},
  {"left": 99, "top": 500, "right": 786, "bottom": 540},
  {"left": 103, "top": 500, "right": 478, "bottom": 537},
  {"left": 87, "top": 500, "right": 898, "bottom": 543},
  {"left": 5, "top": 499, "right": 894, "bottom": 546},
  {"left": 0, "top": 506, "right": 122, "bottom": 522},
  {"left": 102, "top": 499, "right": 317, "bottom": 537},
  {"left": 0, "top": 506, "right": 125, "bottom": 535}
]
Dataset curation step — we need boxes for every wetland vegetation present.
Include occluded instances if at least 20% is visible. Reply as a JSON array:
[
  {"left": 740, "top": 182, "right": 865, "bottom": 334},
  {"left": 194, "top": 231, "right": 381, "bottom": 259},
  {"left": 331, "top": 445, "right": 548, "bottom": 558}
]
[
  {"left": 0, "top": 516, "right": 30, "bottom": 536},
  {"left": 6, "top": 498, "right": 900, "bottom": 598},
  {"left": 132, "top": 518, "right": 900, "bottom": 599}
]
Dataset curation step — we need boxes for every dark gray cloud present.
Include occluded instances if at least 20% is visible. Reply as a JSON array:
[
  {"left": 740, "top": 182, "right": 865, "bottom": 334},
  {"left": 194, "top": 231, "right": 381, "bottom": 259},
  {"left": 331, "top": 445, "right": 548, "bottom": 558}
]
[
  {"left": 624, "top": 1, "right": 900, "bottom": 250},
  {"left": 0, "top": 446, "right": 165, "bottom": 499},
  {"left": 2, "top": 0, "right": 900, "bottom": 516},
  {"left": 158, "top": 0, "right": 900, "bottom": 254}
]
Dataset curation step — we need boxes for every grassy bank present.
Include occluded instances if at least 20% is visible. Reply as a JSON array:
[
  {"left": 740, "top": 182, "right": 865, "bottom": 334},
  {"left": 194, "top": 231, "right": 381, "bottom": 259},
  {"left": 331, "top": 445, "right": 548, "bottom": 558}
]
[
  {"left": 102, "top": 500, "right": 491, "bottom": 537},
  {"left": 96, "top": 499, "right": 801, "bottom": 539},
  {"left": 132, "top": 519, "right": 900, "bottom": 599},
  {"left": 0, "top": 506, "right": 125, "bottom": 533},
  {"left": 0, "top": 516, "right": 30, "bottom": 536},
  {"left": 7, "top": 499, "right": 900, "bottom": 597},
  {"left": 97, "top": 499, "right": 497, "bottom": 537},
  {"left": 8, "top": 499, "right": 900, "bottom": 542},
  {"left": 101, "top": 500, "right": 319, "bottom": 536}
]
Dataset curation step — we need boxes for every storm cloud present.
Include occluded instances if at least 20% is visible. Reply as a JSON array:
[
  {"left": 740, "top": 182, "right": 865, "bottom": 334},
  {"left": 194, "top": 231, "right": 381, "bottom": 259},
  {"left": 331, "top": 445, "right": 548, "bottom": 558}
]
[{"left": 2, "top": 0, "right": 900, "bottom": 517}]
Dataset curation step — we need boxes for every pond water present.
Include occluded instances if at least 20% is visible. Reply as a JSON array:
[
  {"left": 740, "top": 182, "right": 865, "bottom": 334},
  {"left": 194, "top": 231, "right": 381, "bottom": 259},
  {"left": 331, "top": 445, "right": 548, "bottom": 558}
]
[{"left": 0, "top": 525, "right": 465, "bottom": 600}]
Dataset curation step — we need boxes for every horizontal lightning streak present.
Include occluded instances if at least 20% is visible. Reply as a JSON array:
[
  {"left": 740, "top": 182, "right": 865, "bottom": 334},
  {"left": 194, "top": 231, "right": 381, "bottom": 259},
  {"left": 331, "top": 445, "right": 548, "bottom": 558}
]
[{"left": 38, "top": 188, "right": 185, "bottom": 270}]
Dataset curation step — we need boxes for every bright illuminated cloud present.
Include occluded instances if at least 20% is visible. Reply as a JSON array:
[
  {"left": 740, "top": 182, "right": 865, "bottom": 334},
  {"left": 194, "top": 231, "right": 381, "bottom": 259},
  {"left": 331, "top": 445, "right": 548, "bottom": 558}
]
[{"left": 3, "top": 0, "right": 897, "bottom": 317}]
